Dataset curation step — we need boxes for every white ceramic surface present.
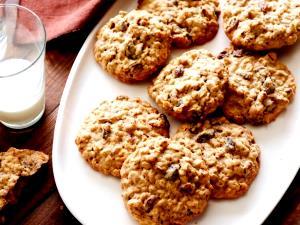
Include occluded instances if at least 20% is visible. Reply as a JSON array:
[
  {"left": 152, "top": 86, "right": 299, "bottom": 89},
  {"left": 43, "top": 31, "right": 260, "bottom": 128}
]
[{"left": 52, "top": 1, "right": 300, "bottom": 224}]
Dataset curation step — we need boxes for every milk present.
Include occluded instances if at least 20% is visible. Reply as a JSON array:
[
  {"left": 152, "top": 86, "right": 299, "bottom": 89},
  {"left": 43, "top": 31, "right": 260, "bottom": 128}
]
[{"left": 0, "top": 58, "right": 45, "bottom": 129}]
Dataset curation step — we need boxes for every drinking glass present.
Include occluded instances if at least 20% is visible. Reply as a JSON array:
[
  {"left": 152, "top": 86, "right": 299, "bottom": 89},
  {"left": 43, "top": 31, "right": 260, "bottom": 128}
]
[{"left": 0, "top": 4, "right": 46, "bottom": 129}]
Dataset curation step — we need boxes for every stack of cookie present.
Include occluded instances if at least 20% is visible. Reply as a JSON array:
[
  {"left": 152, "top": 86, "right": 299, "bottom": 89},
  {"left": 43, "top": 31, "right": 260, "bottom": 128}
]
[
  {"left": 147, "top": 0, "right": 298, "bottom": 125},
  {"left": 149, "top": 46, "right": 296, "bottom": 125},
  {"left": 94, "top": 1, "right": 220, "bottom": 83},
  {"left": 76, "top": 0, "right": 299, "bottom": 224},
  {"left": 221, "top": 0, "right": 299, "bottom": 125},
  {"left": 75, "top": 96, "right": 170, "bottom": 178},
  {"left": 75, "top": 95, "right": 261, "bottom": 224},
  {"left": 220, "top": 47, "right": 296, "bottom": 125}
]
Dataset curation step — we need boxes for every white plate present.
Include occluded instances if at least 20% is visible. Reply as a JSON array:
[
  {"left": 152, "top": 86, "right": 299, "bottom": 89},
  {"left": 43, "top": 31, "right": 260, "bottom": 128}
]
[{"left": 52, "top": 1, "right": 300, "bottom": 224}]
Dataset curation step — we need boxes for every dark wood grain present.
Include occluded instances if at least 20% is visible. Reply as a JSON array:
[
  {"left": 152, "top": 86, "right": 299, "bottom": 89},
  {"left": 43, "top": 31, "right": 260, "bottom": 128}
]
[{"left": 0, "top": 1, "right": 299, "bottom": 224}]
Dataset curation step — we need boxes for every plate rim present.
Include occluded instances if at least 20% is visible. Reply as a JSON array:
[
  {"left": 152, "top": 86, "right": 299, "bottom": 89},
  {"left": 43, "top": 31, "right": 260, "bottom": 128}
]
[
  {"left": 52, "top": 1, "right": 300, "bottom": 224},
  {"left": 51, "top": 1, "right": 119, "bottom": 224}
]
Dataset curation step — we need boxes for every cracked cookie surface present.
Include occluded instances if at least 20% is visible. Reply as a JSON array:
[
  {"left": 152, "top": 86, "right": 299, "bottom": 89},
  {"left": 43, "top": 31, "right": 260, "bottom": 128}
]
[
  {"left": 219, "top": 47, "right": 296, "bottom": 125},
  {"left": 94, "top": 10, "right": 171, "bottom": 83},
  {"left": 0, "top": 148, "right": 49, "bottom": 177},
  {"left": 174, "top": 117, "right": 260, "bottom": 199},
  {"left": 0, "top": 148, "right": 49, "bottom": 209},
  {"left": 223, "top": 0, "right": 300, "bottom": 50},
  {"left": 121, "top": 137, "right": 211, "bottom": 225},
  {"left": 75, "top": 96, "right": 170, "bottom": 178},
  {"left": 138, "top": 0, "right": 220, "bottom": 48},
  {"left": 148, "top": 49, "right": 228, "bottom": 122}
]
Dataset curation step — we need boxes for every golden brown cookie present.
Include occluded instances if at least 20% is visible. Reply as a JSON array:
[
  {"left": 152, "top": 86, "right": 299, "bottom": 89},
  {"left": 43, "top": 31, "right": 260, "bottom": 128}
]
[
  {"left": 174, "top": 117, "right": 260, "bottom": 199},
  {"left": 0, "top": 148, "right": 49, "bottom": 210},
  {"left": 94, "top": 10, "right": 171, "bottom": 83},
  {"left": 121, "top": 136, "right": 211, "bottom": 225},
  {"left": 0, "top": 148, "right": 49, "bottom": 176},
  {"left": 138, "top": 0, "right": 220, "bottom": 48},
  {"left": 219, "top": 47, "right": 296, "bottom": 125},
  {"left": 75, "top": 96, "right": 170, "bottom": 178},
  {"left": 223, "top": 0, "right": 300, "bottom": 51},
  {"left": 0, "top": 173, "right": 19, "bottom": 209},
  {"left": 148, "top": 49, "right": 228, "bottom": 121}
]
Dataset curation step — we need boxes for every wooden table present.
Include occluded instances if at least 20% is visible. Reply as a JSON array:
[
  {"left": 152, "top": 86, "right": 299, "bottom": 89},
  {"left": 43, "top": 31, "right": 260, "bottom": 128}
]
[{"left": 0, "top": 2, "right": 299, "bottom": 224}]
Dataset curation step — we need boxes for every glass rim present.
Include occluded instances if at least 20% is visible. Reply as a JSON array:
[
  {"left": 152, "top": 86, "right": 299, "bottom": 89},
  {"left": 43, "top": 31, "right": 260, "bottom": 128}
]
[{"left": 0, "top": 3, "right": 46, "bottom": 78}]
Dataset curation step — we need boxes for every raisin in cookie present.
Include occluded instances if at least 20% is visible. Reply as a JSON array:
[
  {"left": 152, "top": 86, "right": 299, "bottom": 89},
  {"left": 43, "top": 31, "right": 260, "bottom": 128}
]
[
  {"left": 219, "top": 47, "right": 296, "bottom": 125},
  {"left": 223, "top": 0, "right": 300, "bottom": 51},
  {"left": 75, "top": 96, "right": 170, "bottom": 178},
  {"left": 174, "top": 117, "right": 260, "bottom": 199},
  {"left": 138, "top": 0, "right": 220, "bottom": 48},
  {"left": 121, "top": 137, "right": 211, "bottom": 225},
  {"left": 148, "top": 49, "right": 228, "bottom": 122},
  {"left": 94, "top": 10, "right": 171, "bottom": 83}
]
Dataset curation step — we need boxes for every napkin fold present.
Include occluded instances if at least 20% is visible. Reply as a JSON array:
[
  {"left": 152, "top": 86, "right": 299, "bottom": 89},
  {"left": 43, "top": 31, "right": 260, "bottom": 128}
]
[{"left": 3, "top": 0, "right": 110, "bottom": 41}]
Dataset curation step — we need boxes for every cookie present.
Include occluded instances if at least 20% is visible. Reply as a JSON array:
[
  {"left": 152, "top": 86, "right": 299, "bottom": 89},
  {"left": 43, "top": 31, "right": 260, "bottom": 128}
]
[
  {"left": 94, "top": 10, "right": 171, "bottom": 83},
  {"left": 174, "top": 117, "right": 260, "bottom": 199},
  {"left": 75, "top": 96, "right": 170, "bottom": 178},
  {"left": 223, "top": 0, "right": 300, "bottom": 51},
  {"left": 0, "top": 173, "right": 19, "bottom": 209},
  {"left": 0, "top": 147, "right": 49, "bottom": 176},
  {"left": 219, "top": 47, "right": 296, "bottom": 124},
  {"left": 121, "top": 137, "right": 211, "bottom": 225},
  {"left": 138, "top": 0, "right": 220, "bottom": 48},
  {"left": 0, "top": 148, "right": 49, "bottom": 209},
  {"left": 148, "top": 49, "right": 228, "bottom": 121}
]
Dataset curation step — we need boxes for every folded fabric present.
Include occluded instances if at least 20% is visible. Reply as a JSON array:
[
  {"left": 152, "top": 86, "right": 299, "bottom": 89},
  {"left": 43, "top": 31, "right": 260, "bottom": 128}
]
[{"left": 3, "top": 0, "right": 111, "bottom": 41}]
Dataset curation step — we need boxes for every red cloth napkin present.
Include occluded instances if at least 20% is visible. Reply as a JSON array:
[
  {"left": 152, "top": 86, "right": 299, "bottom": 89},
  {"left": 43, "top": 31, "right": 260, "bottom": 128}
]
[{"left": 19, "top": 0, "right": 109, "bottom": 41}]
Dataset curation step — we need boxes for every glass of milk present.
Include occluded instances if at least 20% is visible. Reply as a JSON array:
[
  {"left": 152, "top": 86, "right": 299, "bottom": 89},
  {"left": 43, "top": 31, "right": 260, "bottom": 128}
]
[{"left": 0, "top": 4, "right": 46, "bottom": 129}]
